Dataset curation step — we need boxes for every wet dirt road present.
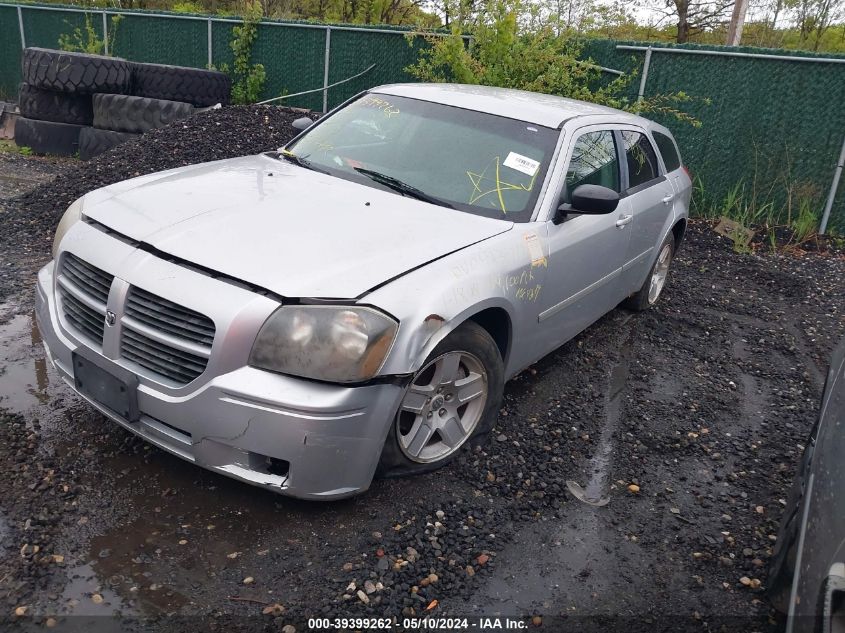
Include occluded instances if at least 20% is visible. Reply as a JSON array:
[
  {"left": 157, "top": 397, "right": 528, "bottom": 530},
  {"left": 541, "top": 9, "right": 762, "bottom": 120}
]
[{"left": 1, "top": 148, "right": 844, "bottom": 633}]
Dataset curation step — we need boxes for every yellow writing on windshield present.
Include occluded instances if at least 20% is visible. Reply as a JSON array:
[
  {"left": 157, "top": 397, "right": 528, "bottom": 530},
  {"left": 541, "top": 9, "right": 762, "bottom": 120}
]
[
  {"left": 360, "top": 95, "right": 400, "bottom": 118},
  {"left": 467, "top": 156, "right": 538, "bottom": 214}
]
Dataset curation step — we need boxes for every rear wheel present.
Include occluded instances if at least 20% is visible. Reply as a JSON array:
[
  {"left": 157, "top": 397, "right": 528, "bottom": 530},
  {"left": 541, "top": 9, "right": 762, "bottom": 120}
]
[
  {"left": 624, "top": 234, "right": 674, "bottom": 311},
  {"left": 377, "top": 321, "right": 503, "bottom": 476}
]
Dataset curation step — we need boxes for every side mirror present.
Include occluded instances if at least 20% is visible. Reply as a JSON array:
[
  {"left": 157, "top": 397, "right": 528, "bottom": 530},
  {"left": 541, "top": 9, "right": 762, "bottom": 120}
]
[
  {"left": 569, "top": 184, "right": 620, "bottom": 214},
  {"left": 553, "top": 184, "right": 620, "bottom": 224},
  {"left": 291, "top": 116, "right": 314, "bottom": 131}
]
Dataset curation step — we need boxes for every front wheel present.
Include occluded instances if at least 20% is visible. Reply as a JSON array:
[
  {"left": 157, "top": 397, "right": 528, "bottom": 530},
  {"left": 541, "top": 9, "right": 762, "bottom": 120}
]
[
  {"left": 624, "top": 234, "right": 674, "bottom": 311},
  {"left": 377, "top": 321, "right": 504, "bottom": 477}
]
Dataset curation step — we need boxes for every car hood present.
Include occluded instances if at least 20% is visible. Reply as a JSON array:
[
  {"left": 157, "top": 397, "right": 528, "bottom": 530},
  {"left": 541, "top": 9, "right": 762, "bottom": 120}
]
[{"left": 82, "top": 154, "right": 513, "bottom": 299}]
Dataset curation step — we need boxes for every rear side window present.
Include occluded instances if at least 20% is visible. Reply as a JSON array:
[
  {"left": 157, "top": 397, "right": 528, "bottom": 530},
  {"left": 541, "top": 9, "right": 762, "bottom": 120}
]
[
  {"left": 621, "top": 131, "right": 660, "bottom": 189},
  {"left": 653, "top": 132, "right": 681, "bottom": 172}
]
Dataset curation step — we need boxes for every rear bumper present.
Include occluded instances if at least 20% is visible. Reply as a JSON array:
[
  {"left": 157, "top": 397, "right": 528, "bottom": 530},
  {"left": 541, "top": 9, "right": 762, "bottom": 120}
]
[{"left": 35, "top": 261, "right": 406, "bottom": 500}]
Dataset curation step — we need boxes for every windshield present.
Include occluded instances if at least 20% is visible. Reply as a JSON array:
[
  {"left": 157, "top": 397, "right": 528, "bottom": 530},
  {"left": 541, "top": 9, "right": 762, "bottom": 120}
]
[{"left": 284, "top": 93, "right": 559, "bottom": 222}]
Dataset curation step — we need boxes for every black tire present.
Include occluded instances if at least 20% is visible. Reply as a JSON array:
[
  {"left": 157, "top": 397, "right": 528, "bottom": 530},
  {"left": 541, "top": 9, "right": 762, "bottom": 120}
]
[
  {"left": 18, "top": 83, "right": 94, "bottom": 125},
  {"left": 14, "top": 117, "right": 84, "bottom": 156},
  {"left": 21, "top": 47, "right": 131, "bottom": 95},
  {"left": 79, "top": 127, "right": 139, "bottom": 161},
  {"left": 93, "top": 93, "right": 194, "bottom": 134},
  {"left": 377, "top": 321, "right": 504, "bottom": 477},
  {"left": 623, "top": 233, "right": 675, "bottom": 311},
  {"left": 130, "top": 62, "right": 231, "bottom": 107}
]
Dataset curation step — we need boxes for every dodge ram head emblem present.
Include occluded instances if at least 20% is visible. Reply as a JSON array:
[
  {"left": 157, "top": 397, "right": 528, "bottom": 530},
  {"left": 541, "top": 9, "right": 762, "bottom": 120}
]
[{"left": 105, "top": 310, "right": 116, "bottom": 326}]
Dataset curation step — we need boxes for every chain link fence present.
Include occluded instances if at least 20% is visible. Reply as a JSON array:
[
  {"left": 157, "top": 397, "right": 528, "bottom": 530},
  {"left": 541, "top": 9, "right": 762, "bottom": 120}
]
[
  {"left": 1, "top": 1, "right": 843, "bottom": 231},
  {"left": 583, "top": 40, "right": 845, "bottom": 233}
]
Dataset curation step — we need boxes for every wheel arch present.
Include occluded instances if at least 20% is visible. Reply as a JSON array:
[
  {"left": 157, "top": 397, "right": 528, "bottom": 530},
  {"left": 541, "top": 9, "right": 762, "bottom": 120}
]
[
  {"left": 671, "top": 217, "right": 687, "bottom": 252},
  {"left": 402, "top": 301, "right": 516, "bottom": 377},
  {"left": 466, "top": 306, "right": 512, "bottom": 368}
]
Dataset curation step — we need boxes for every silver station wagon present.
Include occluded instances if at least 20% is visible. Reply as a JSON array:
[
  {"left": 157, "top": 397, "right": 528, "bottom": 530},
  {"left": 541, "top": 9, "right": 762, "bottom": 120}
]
[{"left": 36, "top": 84, "right": 691, "bottom": 499}]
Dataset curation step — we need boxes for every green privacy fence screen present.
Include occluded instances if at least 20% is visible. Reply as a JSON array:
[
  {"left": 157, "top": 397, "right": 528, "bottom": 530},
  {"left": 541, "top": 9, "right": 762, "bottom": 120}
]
[
  {"left": 581, "top": 40, "right": 845, "bottom": 233},
  {"left": 1, "top": 1, "right": 843, "bottom": 230}
]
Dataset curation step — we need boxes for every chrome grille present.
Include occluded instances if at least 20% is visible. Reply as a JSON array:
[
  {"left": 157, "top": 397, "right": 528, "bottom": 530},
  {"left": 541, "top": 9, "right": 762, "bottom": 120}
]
[
  {"left": 58, "top": 253, "right": 114, "bottom": 346},
  {"left": 62, "top": 253, "right": 113, "bottom": 305},
  {"left": 121, "top": 287, "right": 214, "bottom": 384},
  {"left": 125, "top": 287, "right": 215, "bottom": 347},
  {"left": 58, "top": 286, "right": 106, "bottom": 344},
  {"left": 121, "top": 328, "right": 209, "bottom": 384}
]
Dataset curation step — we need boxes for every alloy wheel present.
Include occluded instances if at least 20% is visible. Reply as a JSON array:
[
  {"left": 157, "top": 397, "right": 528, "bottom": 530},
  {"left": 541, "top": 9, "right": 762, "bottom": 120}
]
[
  {"left": 396, "top": 351, "right": 488, "bottom": 463},
  {"left": 648, "top": 243, "right": 673, "bottom": 304}
]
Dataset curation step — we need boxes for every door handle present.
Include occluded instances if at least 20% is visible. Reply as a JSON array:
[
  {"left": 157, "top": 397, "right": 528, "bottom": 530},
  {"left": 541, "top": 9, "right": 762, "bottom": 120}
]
[
  {"left": 616, "top": 214, "right": 633, "bottom": 228},
  {"left": 662, "top": 194, "right": 674, "bottom": 204}
]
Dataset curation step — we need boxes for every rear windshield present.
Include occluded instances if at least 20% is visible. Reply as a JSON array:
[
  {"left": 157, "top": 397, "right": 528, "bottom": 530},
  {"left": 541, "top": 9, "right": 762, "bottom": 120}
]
[
  {"left": 653, "top": 132, "right": 681, "bottom": 172},
  {"left": 285, "top": 94, "right": 559, "bottom": 222}
]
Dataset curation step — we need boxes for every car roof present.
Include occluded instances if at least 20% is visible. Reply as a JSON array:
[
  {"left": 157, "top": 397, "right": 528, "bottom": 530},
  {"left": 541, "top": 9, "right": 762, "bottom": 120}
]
[{"left": 371, "top": 83, "right": 647, "bottom": 129}]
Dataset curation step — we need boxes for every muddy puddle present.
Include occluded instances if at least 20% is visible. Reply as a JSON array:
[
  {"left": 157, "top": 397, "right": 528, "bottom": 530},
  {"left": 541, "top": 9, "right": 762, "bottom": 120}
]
[
  {"left": 0, "top": 308, "right": 54, "bottom": 416},
  {"left": 61, "top": 562, "right": 130, "bottom": 616},
  {"left": 566, "top": 321, "right": 634, "bottom": 507}
]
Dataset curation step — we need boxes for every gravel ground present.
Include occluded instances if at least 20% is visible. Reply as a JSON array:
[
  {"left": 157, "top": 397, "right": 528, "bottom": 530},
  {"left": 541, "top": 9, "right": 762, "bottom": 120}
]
[{"left": 0, "top": 106, "right": 843, "bottom": 632}]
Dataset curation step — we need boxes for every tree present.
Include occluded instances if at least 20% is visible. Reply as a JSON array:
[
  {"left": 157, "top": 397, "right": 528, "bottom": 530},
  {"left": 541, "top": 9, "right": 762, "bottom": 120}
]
[
  {"left": 407, "top": 0, "right": 703, "bottom": 126},
  {"left": 795, "top": 0, "right": 844, "bottom": 50},
  {"left": 648, "top": 0, "right": 736, "bottom": 42}
]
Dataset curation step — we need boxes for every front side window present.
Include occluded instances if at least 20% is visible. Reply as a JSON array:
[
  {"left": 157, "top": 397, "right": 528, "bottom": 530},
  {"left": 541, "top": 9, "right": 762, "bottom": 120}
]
[
  {"left": 285, "top": 94, "right": 559, "bottom": 222},
  {"left": 621, "top": 131, "right": 660, "bottom": 189},
  {"left": 564, "top": 130, "right": 620, "bottom": 202}
]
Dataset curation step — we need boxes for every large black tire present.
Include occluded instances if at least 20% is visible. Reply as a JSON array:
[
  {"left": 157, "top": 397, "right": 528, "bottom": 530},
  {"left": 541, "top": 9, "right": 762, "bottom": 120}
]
[
  {"left": 93, "top": 93, "right": 194, "bottom": 134},
  {"left": 14, "top": 117, "right": 84, "bottom": 156},
  {"left": 21, "top": 47, "right": 131, "bottom": 95},
  {"left": 18, "top": 82, "right": 93, "bottom": 125},
  {"left": 130, "top": 62, "right": 230, "bottom": 107},
  {"left": 377, "top": 321, "right": 504, "bottom": 478},
  {"left": 79, "top": 127, "right": 139, "bottom": 160}
]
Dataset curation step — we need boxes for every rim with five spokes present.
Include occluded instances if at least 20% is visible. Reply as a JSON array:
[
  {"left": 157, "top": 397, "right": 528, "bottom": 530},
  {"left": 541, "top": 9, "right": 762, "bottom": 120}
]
[
  {"left": 648, "top": 243, "right": 673, "bottom": 304},
  {"left": 396, "top": 351, "right": 488, "bottom": 463}
]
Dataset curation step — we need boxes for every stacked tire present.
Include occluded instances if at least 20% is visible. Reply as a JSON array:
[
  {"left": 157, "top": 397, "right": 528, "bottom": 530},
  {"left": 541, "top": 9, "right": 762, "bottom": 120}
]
[
  {"left": 85, "top": 62, "right": 231, "bottom": 160},
  {"left": 14, "top": 48, "right": 231, "bottom": 160},
  {"left": 15, "top": 48, "right": 131, "bottom": 157}
]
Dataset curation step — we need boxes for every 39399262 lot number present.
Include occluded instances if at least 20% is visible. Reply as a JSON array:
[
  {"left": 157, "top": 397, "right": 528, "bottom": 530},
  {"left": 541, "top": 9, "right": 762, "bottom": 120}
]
[{"left": 307, "top": 617, "right": 476, "bottom": 629}]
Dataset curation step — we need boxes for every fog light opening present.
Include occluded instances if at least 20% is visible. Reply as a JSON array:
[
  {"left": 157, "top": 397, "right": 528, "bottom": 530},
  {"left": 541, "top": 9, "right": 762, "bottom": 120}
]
[{"left": 264, "top": 456, "right": 290, "bottom": 477}]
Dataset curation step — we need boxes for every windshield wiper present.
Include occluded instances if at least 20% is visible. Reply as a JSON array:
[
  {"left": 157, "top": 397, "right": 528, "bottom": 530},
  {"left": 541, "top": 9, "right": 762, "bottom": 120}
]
[
  {"left": 353, "top": 168, "right": 454, "bottom": 209},
  {"left": 278, "top": 151, "right": 328, "bottom": 174}
]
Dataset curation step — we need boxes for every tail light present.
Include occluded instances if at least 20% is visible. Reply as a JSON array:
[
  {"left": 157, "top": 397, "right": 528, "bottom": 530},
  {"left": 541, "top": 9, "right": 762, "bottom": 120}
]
[{"left": 682, "top": 165, "right": 692, "bottom": 180}]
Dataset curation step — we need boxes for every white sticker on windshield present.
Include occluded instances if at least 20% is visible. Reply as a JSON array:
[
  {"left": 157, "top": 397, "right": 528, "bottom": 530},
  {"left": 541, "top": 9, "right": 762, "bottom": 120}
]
[{"left": 503, "top": 152, "right": 540, "bottom": 176}]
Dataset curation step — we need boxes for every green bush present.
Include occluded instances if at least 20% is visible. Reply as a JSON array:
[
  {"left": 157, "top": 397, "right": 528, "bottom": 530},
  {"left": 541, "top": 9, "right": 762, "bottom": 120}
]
[
  {"left": 58, "top": 12, "right": 122, "bottom": 55},
  {"left": 171, "top": 1, "right": 206, "bottom": 13},
  {"left": 406, "top": 0, "right": 702, "bottom": 127},
  {"left": 221, "top": 1, "right": 267, "bottom": 105}
]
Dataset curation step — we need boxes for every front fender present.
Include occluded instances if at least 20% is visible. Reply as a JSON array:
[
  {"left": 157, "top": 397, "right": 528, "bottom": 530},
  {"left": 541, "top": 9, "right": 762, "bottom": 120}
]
[
  {"left": 364, "top": 229, "right": 545, "bottom": 377},
  {"left": 406, "top": 296, "right": 515, "bottom": 373}
]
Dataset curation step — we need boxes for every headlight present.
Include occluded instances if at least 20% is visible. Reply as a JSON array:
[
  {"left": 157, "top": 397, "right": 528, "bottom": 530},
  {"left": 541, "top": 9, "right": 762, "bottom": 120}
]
[
  {"left": 249, "top": 306, "right": 398, "bottom": 383},
  {"left": 52, "top": 197, "right": 84, "bottom": 258}
]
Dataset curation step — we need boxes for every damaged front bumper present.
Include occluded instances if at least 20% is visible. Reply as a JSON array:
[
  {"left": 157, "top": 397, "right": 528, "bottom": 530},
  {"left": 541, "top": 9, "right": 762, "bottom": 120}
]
[{"left": 35, "top": 261, "right": 406, "bottom": 500}]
